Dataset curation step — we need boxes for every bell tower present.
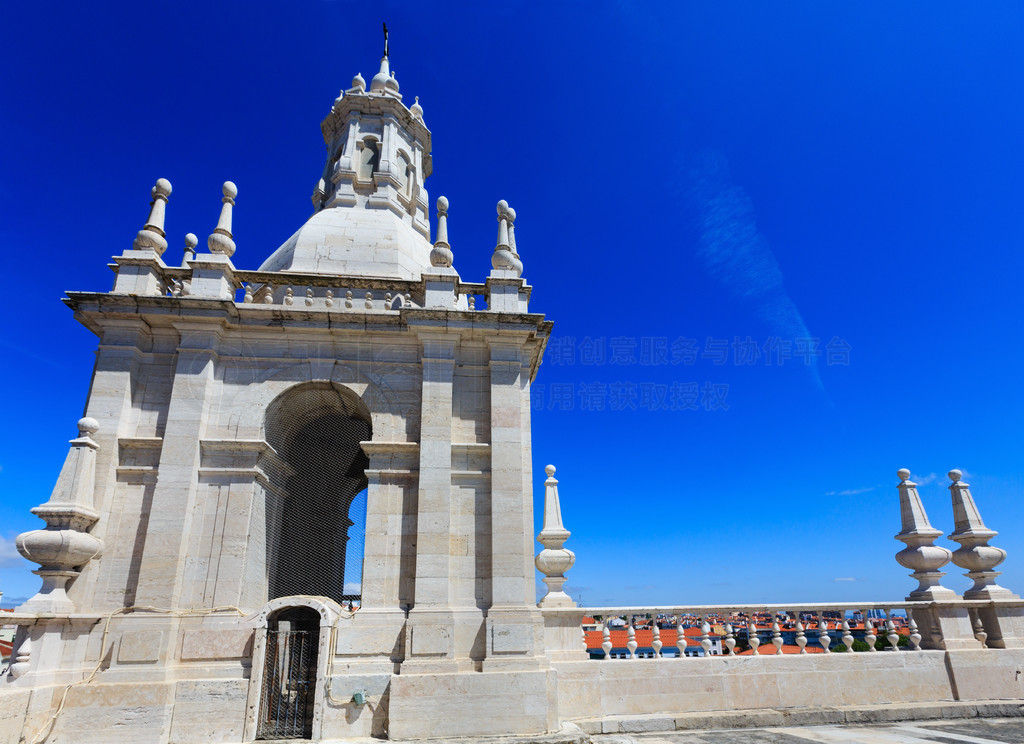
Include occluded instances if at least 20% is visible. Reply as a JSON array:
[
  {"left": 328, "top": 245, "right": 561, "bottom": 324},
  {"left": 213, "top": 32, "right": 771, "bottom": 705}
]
[{"left": 5, "top": 36, "right": 566, "bottom": 744}]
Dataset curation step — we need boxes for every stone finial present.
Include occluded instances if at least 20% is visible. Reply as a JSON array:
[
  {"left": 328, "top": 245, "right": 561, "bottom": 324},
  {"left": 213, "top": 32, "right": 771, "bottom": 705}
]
[
  {"left": 132, "top": 178, "right": 172, "bottom": 255},
  {"left": 207, "top": 181, "right": 237, "bottom": 257},
  {"left": 15, "top": 418, "right": 104, "bottom": 613},
  {"left": 429, "top": 196, "right": 453, "bottom": 268},
  {"left": 348, "top": 72, "right": 366, "bottom": 94},
  {"left": 181, "top": 232, "right": 198, "bottom": 267},
  {"left": 894, "top": 468, "right": 956, "bottom": 600},
  {"left": 506, "top": 205, "right": 524, "bottom": 277},
  {"left": 535, "top": 464, "right": 576, "bottom": 608},
  {"left": 371, "top": 55, "right": 398, "bottom": 95},
  {"left": 492, "top": 200, "right": 516, "bottom": 271},
  {"left": 947, "top": 469, "right": 1018, "bottom": 599},
  {"left": 411, "top": 95, "right": 424, "bottom": 120}
]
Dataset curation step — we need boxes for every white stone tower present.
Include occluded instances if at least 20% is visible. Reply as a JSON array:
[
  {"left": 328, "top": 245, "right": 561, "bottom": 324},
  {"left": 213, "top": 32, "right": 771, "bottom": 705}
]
[{"left": 2, "top": 41, "right": 566, "bottom": 743}]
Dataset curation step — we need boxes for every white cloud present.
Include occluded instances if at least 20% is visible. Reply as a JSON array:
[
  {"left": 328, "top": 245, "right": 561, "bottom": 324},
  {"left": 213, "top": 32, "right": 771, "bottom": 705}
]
[
  {"left": 343, "top": 582, "right": 361, "bottom": 595},
  {"left": 834, "top": 577, "right": 856, "bottom": 582},
  {"left": 0, "top": 535, "right": 24, "bottom": 568},
  {"left": 824, "top": 486, "right": 875, "bottom": 497}
]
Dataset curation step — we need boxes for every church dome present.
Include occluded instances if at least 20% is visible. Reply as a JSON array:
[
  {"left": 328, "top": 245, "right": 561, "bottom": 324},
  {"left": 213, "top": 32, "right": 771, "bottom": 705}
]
[{"left": 258, "top": 206, "right": 433, "bottom": 279}]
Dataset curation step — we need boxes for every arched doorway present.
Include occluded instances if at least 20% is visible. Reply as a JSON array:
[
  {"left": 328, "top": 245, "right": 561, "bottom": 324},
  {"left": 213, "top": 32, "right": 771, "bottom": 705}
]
[
  {"left": 256, "top": 606, "right": 321, "bottom": 739},
  {"left": 263, "top": 382, "right": 371, "bottom": 604}
]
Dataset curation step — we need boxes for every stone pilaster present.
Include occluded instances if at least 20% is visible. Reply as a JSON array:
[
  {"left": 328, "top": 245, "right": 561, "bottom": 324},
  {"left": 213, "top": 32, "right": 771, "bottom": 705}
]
[
  {"left": 403, "top": 333, "right": 459, "bottom": 670},
  {"left": 132, "top": 321, "right": 222, "bottom": 609},
  {"left": 484, "top": 339, "right": 544, "bottom": 671}
]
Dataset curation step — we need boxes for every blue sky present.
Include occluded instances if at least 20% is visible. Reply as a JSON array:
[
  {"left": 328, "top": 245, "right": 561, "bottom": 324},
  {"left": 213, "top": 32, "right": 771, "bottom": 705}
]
[{"left": 2, "top": 1, "right": 1024, "bottom": 608}]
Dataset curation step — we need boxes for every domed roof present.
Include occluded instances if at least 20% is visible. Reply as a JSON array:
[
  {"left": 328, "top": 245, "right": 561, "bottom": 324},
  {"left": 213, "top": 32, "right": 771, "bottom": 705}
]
[{"left": 258, "top": 207, "right": 433, "bottom": 279}]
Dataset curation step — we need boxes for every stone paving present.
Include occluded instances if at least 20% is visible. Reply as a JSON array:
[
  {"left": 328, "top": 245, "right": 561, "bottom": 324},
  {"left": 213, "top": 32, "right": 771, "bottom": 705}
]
[{"left": 593, "top": 718, "right": 1024, "bottom": 744}]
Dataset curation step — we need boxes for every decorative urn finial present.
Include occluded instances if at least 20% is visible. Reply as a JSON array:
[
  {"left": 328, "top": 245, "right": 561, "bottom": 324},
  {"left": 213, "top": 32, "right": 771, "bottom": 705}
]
[
  {"left": 535, "top": 464, "right": 576, "bottom": 607},
  {"left": 181, "top": 232, "right": 198, "bottom": 267},
  {"left": 947, "top": 469, "right": 1018, "bottom": 598},
  {"left": 207, "top": 181, "right": 237, "bottom": 257},
  {"left": 506, "top": 205, "right": 524, "bottom": 277},
  {"left": 15, "top": 418, "right": 105, "bottom": 613},
  {"left": 430, "top": 196, "right": 453, "bottom": 268},
  {"left": 894, "top": 467, "right": 956, "bottom": 600},
  {"left": 492, "top": 200, "right": 516, "bottom": 271},
  {"left": 132, "top": 178, "right": 172, "bottom": 254}
]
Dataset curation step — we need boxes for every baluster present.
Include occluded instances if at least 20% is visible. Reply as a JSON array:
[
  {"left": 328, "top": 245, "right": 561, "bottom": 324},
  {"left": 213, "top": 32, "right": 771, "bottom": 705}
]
[
  {"left": 601, "top": 622, "right": 612, "bottom": 660},
  {"left": 365, "top": 291, "right": 373, "bottom": 309},
  {"left": 971, "top": 610, "right": 988, "bottom": 648},
  {"left": 262, "top": 283, "right": 274, "bottom": 304},
  {"left": 7, "top": 631, "right": 32, "bottom": 679},
  {"left": 284, "top": 286, "right": 294, "bottom": 306},
  {"left": 404, "top": 292, "right": 411, "bottom": 307},
  {"left": 469, "top": 295, "right": 476, "bottom": 310},
  {"left": 863, "top": 609, "right": 877, "bottom": 651},
  {"left": 626, "top": 617, "right": 638, "bottom": 659},
  {"left": 771, "top": 611, "right": 783, "bottom": 655},
  {"left": 885, "top": 609, "right": 899, "bottom": 651},
  {"left": 651, "top": 619, "right": 662, "bottom": 658},
  {"left": 908, "top": 610, "right": 922, "bottom": 651},
  {"left": 305, "top": 285, "right": 314, "bottom": 306},
  {"left": 724, "top": 622, "right": 736, "bottom": 656},
  {"left": 325, "top": 289, "right": 334, "bottom": 308},
  {"left": 171, "top": 279, "right": 183, "bottom": 298},
  {"left": 795, "top": 613, "right": 807, "bottom": 654},
  {"left": 385, "top": 292, "right": 393, "bottom": 309},
  {"left": 345, "top": 290, "right": 353, "bottom": 309},
  {"left": 842, "top": 618, "right": 854, "bottom": 652},
  {"left": 243, "top": 284, "right": 254, "bottom": 303},
  {"left": 700, "top": 614, "right": 712, "bottom": 657},
  {"left": 676, "top": 617, "right": 686, "bottom": 658},
  {"left": 818, "top": 613, "right": 831, "bottom": 653},
  {"left": 748, "top": 618, "right": 760, "bottom": 655}
]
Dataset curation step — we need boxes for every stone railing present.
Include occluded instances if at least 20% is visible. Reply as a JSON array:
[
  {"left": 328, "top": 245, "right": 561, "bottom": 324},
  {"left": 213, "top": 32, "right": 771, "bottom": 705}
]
[
  {"left": 574, "top": 601, "right": 978, "bottom": 659},
  {"left": 537, "top": 465, "right": 1024, "bottom": 662},
  {"left": 233, "top": 271, "right": 421, "bottom": 311}
]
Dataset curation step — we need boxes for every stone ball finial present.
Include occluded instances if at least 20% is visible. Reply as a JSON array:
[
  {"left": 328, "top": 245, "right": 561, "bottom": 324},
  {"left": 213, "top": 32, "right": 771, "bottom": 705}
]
[
  {"left": 411, "top": 95, "right": 423, "bottom": 119},
  {"left": 497, "top": 199, "right": 509, "bottom": 215},
  {"left": 897, "top": 468, "right": 911, "bottom": 482},
  {"left": 949, "top": 469, "right": 963, "bottom": 483},
  {"left": 437, "top": 195, "right": 449, "bottom": 213},
  {"left": 506, "top": 206, "right": 517, "bottom": 224},
  {"left": 153, "top": 178, "right": 172, "bottom": 198},
  {"left": 545, "top": 464, "right": 556, "bottom": 477},
  {"left": 77, "top": 417, "right": 100, "bottom": 436},
  {"left": 185, "top": 233, "right": 198, "bottom": 249},
  {"left": 222, "top": 181, "right": 238, "bottom": 200},
  {"left": 352, "top": 72, "right": 365, "bottom": 90}
]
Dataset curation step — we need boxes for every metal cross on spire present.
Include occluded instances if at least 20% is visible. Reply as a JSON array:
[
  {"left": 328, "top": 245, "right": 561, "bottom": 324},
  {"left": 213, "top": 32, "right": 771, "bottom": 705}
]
[{"left": 383, "top": 22, "right": 389, "bottom": 58}]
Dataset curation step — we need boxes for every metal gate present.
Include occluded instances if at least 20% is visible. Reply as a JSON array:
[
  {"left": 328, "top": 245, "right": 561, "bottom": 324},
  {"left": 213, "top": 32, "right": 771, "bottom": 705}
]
[{"left": 257, "top": 623, "right": 319, "bottom": 739}]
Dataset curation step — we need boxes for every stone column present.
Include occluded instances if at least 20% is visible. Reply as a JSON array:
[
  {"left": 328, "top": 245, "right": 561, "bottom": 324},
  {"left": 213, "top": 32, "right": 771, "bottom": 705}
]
[{"left": 132, "top": 321, "right": 222, "bottom": 609}]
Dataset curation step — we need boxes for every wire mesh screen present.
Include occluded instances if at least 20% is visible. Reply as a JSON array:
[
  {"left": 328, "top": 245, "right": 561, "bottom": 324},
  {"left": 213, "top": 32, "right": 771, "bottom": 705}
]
[{"left": 264, "top": 383, "right": 370, "bottom": 605}]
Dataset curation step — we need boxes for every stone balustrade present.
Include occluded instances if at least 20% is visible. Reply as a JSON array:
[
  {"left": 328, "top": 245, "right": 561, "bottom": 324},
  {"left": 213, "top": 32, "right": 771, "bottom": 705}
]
[
  {"left": 576, "top": 603, "right": 935, "bottom": 659},
  {"left": 131, "top": 266, "right": 497, "bottom": 313}
]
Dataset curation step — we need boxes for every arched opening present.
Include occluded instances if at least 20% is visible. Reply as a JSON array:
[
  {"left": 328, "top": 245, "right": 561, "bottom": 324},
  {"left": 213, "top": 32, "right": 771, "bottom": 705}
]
[
  {"left": 357, "top": 137, "right": 379, "bottom": 181},
  {"left": 257, "top": 606, "right": 321, "bottom": 740},
  {"left": 396, "top": 150, "right": 412, "bottom": 200},
  {"left": 264, "top": 382, "right": 371, "bottom": 605}
]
